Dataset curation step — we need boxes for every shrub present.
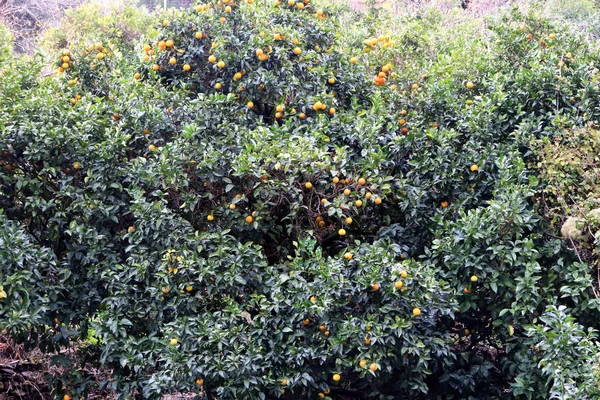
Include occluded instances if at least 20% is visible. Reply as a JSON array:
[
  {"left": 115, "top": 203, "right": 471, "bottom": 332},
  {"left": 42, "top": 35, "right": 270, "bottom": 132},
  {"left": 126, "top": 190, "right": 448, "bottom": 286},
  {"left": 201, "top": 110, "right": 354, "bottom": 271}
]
[{"left": 3, "top": 1, "right": 600, "bottom": 399}]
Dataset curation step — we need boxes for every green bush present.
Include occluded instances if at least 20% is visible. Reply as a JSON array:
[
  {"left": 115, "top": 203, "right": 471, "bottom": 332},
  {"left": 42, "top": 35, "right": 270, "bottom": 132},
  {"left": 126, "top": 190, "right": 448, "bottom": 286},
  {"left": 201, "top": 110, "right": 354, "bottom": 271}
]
[{"left": 3, "top": 1, "right": 600, "bottom": 399}]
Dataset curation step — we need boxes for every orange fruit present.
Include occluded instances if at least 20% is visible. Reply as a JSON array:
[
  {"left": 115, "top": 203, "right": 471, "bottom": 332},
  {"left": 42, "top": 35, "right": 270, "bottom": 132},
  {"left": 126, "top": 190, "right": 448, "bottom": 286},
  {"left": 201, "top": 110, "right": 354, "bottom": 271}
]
[
  {"left": 374, "top": 198, "right": 382, "bottom": 205},
  {"left": 365, "top": 192, "right": 372, "bottom": 200},
  {"left": 256, "top": 48, "right": 264, "bottom": 56},
  {"left": 97, "top": 53, "right": 105, "bottom": 60},
  {"left": 293, "top": 47, "right": 302, "bottom": 55},
  {"left": 332, "top": 373, "right": 341, "bottom": 382},
  {"left": 275, "top": 112, "right": 282, "bottom": 119},
  {"left": 303, "top": 318, "right": 310, "bottom": 325},
  {"left": 394, "top": 281, "right": 403, "bottom": 289},
  {"left": 338, "top": 228, "right": 346, "bottom": 236},
  {"left": 128, "top": 226, "right": 135, "bottom": 232},
  {"left": 169, "top": 57, "right": 177, "bottom": 65},
  {"left": 466, "top": 81, "right": 474, "bottom": 89},
  {"left": 412, "top": 308, "right": 421, "bottom": 316},
  {"left": 148, "top": 144, "right": 156, "bottom": 151},
  {"left": 64, "top": 396, "right": 71, "bottom": 400},
  {"left": 183, "top": 64, "right": 191, "bottom": 71},
  {"left": 441, "top": 201, "right": 449, "bottom": 208},
  {"left": 372, "top": 283, "right": 380, "bottom": 291},
  {"left": 217, "top": 61, "right": 225, "bottom": 68},
  {"left": 344, "top": 252, "right": 352, "bottom": 260},
  {"left": 134, "top": 72, "right": 141, "bottom": 80},
  {"left": 298, "top": 113, "right": 306, "bottom": 119},
  {"left": 153, "top": 64, "right": 159, "bottom": 71},
  {"left": 350, "top": 57, "right": 357, "bottom": 64},
  {"left": 310, "top": 296, "right": 317, "bottom": 302},
  {"left": 358, "top": 178, "right": 366, "bottom": 185},
  {"left": 359, "top": 359, "right": 367, "bottom": 368},
  {"left": 247, "top": 101, "right": 254, "bottom": 108},
  {"left": 328, "top": 77, "right": 336, "bottom": 84},
  {"left": 215, "top": 83, "right": 222, "bottom": 90},
  {"left": 166, "top": 39, "right": 174, "bottom": 47},
  {"left": 170, "top": 338, "right": 178, "bottom": 345},
  {"left": 400, "top": 271, "right": 408, "bottom": 278},
  {"left": 329, "top": 107, "right": 336, "bottom": 115},
  {"left": 196, "top": 378, "right": 204, "bottom": 386},
  {"left": 355, "top": 200, "right": 363, "bottom": 207},
  {"left": 245, "top": 215, "right": 253, "bottom": 223},
  {"left": 471, "top": 275, "right": 478, "bottom": 282},
  {"left": 369, "top": 363, "right": 378, "bottom": 371},
  {"left": 364, "top": 337, "right": 371, "bottom": 345},
  {"left": 229, "top": 204, "right": 236, "bottom": 210},
  {"left": 207, "top": 215, "right": 214, "bottom": 221},
  {"left": 345, "top": 217, "right": 353, "bottom": 224},
  {"left": 470, "top": 164, "right": 479, "bottom": 172},
  {"left": 195, "top": 32, "right": 203, "bottom": 39},
  {"left": 305, "top": 182, "right": 313, "bottom": 189},
  {"left": 343, "top": 188, "right": 351, "bottom": 196},
  {"left": 281, "top": 379, "right": 288, "bottom": 386},
  {"left": 208, "top": 55, "right": 217, "bottom": 63},
  {"left": 333, "top": 177, "right": 339, "bottom": 184}
]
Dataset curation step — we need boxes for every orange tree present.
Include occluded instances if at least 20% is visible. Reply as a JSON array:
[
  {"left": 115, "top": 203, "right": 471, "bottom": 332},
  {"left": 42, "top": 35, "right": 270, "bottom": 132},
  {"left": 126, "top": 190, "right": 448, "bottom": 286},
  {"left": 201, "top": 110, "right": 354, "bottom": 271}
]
[{"left": 3, "top": 2, "right": 600, "bottom": 400}]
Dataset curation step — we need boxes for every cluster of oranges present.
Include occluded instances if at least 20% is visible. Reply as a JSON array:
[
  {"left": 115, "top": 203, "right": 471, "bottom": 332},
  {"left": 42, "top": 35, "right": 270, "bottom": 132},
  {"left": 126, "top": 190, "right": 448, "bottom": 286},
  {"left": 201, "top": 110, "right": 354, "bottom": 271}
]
[
  {"left": 54, "top": 49, "right": 72, "bottom": 74},
  {"left": 373, "top": 62, "right": 393, "bottom": 86},
  {"left": 83, "top": 42, "right": 109, "bottom": 60},
  {"left": 274, "top": 0, "right": 310, "bottom": 9},
  {"left": 363, "top": 35, "right": 394, "bottom": 52}
]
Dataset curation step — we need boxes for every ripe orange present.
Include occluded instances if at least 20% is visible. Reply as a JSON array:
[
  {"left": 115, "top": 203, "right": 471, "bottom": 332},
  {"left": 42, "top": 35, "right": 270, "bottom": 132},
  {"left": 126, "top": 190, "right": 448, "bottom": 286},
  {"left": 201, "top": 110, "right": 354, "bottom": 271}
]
[
  {"left": 332, "top": 373, "right": 341, "bottom": 382},
  {"left": 318, "top": 394, "right": 325, "bottom": 398},
  {"left": 344, "top": 252, "right": 352, "bottom": 260},
  {"left": 64, "top": 396, "right": 71, "bottom": 400},
  {"left": 394, "top": 281, "right": 403, "bottom": 289},
  {"left": 333, "top": 177, "right": 339, "bottom": 184},
  {"left": 220, "top": 17, "right": 226, "bottom": 23},
  {"left": 364, "top": 337, "right": 371, "bottom": 345},
  {"left": 329, "top": 107, "right": 336, "bottom": 115},
  {"left": 229, "top": 204, "right": 236, "bottom": 210},
  {"left": 471, "top": 275, "right": 478, "bottom": 282},
  {"left": 318, "top": 220, "right": 326, "bottom": 227},
  {"left": 328, "top": 77, "right": 336, "bottom": 84},
  {"left": 169, "top": 57, "right": 177, "bottom": 65},
  {"left": 365, "top": 192, "right": 372, "bottom": 200},
  {"left": 338, "top": 228, "right": 346, "bottom": 236},
  {"left": 411, "top": 83, "right": 419, "bottom": 90},
  {"left": 369, "top": 363, "right": 378, "bottom": 371},
  {"left": 398, "top": 119, "right": 406, "bottom": 125},
  {"left": 400, "top": 271, "right": 408, "bottom": 278},
  {"left": 350, "top": 57, "right": 357, "bottom": 64},
  {"left": 303, "top": 318, "right": 310, "bottom": 325},
  {"left": 441, "top": 201, "right": 449, "bottom": 208},
  {"left": 281, "top": 379, "right": 288, "bottom": 386},
  {"left": 245, "top": 215, "right": 253, "bottom": 223},
  {"left": 324, "top": 330, "right": 330, "bottom": 336},
  {"left": 355, "top": 200, "right": 363, "bottom": 207},
  {"left": 97, "top": 53, "right": 105, "bottom": 60},
  {"left": 215, "top": 83, "right": 223, "bottom": 90},
  {"left": 183, "top": 64, "right": 191, "bottom": 71},
  {"left": 357, "top": 178, "right": 366, "bottom": 185},
  {"left": 319, "top": 324, "right": 326, "bottom": 332},
  {"left": 196, "top": 378, "right": 204, "bottom": 386},
  {"left": 359, "top": 359, "right": 367, "bottom": 368},
  {"left": 144, "top": 128, "right": 150, "bottom": 135},
  {"left": 170, "top": 338, "right": 178, "bottom": 345},
  {"left": 134, "top": 72, "right": 141, "bottom": 80},
  {"left": 298, "top": 113, "right": 306, "bottom": 119},
  {"left": 207, "top": 215, "right": 214, "bottom": 221},
  {"left": 195, "top": 32, "right": 203, "bottom": 39},
  {"left": 305, "top": 182, "right": 313, "bottom": 189},
  {"left": 128, "top": 226, "right": 135, "bottom": 232},
  {"left": 275, "top": 112, "right": 282, "bottom": 119},
  {"left": 293, "top": 47, "right": 302, "bottom": 55},
  {"left": 217, "top": 60, "right": 225, "bottom": 68},
  {"left": 343, "top": 188, "right": 351, "bottom": 196},
  {"left": 208, "top": 55, "right": 217, "bottom": 63},
  {"left": 371, "top": 283, "right": 380, "bottom": 291},
  {"left": 148, "top": 144, "right": 156, "bottom": 151},
  {"left": 345, "top": 217, "right": 353, "bottom": 225},
  {"left": 470, "top": 164, "right": 479, "bottom": 172},
  {"left": 166, "top": 39, "right": 174, "bottom": 47},
  {"left": 247, "top": 101, "right": 254, "bottom": 108},
  {"left": 153, "top": 64, "right": 160, "bottom": 71},
  {"left": 412, "top": 308, "right": 421, "bottom": 316},
  {"left": 374, "top": 198, "right": 382, "bottom": 205},
  {"left": 466, "top": 81, "right": 474, "bottom": 89},
  {"left": 225, "top": 5, "right": 232, "bottom": 12},
  {"left": 464, "top": 287, "right": 471, "bottom": 293},
  {"left": 310, "top": 296, "right": 317, "bottom": 302}
]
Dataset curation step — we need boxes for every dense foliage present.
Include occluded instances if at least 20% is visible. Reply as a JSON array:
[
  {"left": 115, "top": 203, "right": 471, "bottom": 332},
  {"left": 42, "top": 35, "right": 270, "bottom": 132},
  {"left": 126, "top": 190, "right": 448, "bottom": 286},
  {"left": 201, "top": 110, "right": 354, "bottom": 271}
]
[{"left": 2, "top": 1, "right": 600, "bottom": 399}]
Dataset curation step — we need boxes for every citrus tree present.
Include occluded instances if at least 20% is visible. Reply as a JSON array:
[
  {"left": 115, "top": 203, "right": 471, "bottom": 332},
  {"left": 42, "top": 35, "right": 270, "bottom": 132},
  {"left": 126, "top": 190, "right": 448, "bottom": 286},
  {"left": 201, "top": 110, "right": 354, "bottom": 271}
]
[{"left": 2, "top": 1, "right": 600, "bottom": 399}]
